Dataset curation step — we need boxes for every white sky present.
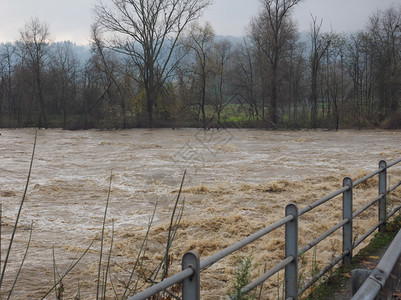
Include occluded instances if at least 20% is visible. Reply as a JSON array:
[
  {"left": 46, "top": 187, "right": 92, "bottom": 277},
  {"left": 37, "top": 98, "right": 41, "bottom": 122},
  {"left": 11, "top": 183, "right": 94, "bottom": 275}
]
[{"left": 0, "top": 0, "right": 399, "bottom": 44}]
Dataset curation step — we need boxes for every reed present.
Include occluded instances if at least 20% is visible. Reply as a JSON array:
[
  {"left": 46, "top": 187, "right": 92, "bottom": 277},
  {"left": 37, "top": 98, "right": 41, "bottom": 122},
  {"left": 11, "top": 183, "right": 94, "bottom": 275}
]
[
  {"left": 96, "top": 172, "right": 113, "bottom": 299},
  {"left": 7, "top": 222, "right": 33, "bottom": 300},
  {"left": 0, "top": 131, "right": 37, "bottom": 297}
]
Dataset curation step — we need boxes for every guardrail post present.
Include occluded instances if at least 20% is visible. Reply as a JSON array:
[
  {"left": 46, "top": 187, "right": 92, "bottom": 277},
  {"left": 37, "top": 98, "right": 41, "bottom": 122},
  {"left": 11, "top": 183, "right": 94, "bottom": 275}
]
[
  {"left": 285, "top": 204, "right": 298, "bottom": 299},
  {"left": 343, "top": 177, "right": 353, "bottom": 265},
  {"left": 182, "top": 250, "right": 200, "bottom": 300},
  {"left": 379, "top": 160, "right": 387, "bottom": 232}
]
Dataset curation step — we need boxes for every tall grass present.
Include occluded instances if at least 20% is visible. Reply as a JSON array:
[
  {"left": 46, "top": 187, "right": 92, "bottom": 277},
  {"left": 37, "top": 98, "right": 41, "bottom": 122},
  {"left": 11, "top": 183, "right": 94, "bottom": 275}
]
[
  {"left": 0, "top": 131, "right": 37, "bottom": 296},
  {"left": 41, "top": 237, "right": 97, "bottom": 299},
  {"left": 96, "top": 172, "right": 113, "bottom": 299},
  {"left": 121, "top": 171, "right": 186, "bottom": 299},
  {"left": 7, "top": 222, "right": 33, "bottom": 300}
]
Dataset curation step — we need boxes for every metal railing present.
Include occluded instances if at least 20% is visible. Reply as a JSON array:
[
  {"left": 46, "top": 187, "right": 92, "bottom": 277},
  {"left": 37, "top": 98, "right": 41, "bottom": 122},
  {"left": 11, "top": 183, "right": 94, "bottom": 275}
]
[
  {"left": 351, "top": 225, "right": 401, "bottom": 299},
  {"left": 129, "top": 158, "right": 401, "bottom": 300}
]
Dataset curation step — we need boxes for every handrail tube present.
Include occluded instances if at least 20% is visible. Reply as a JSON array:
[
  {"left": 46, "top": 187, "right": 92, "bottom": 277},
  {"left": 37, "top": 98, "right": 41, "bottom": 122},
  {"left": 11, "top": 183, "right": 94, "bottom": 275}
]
[
  {"left": 128, "top": 267, "right": 193, "bottom": 300},
  {"left": 387, "top": 204, "right": 401, "bottom": 219},
  {"left": 353, "top": 221, "right": 384, "bottom": 249},
  {"left": 200, "top": 215, "right": 294, "bottom": 270},
  {"left": 353, "top": 168, "right": 382, "bottom": 187},
  {"left": 299, "top": 250, "right": 349, "bottom": 296},
  {"left": 353, "top": 194, "right": 384, "bottom": 219},
  {"left": 387, "top": 157, "right": 401, "bottom": 168},
  {"left": 298, "top": 218, "right": 348, "bottom": 255},
  {"left": 352, "top": 277, "right": 381, "bottom": 300},
  {"left": 230, "top": 256, "right": 294, "bottom": 299},
  {"left": 299, "top": 186, "right": 349, "bottom": 216},
  {"left": 388, "top": 181, "right": 401, "bottom": 194},
  {"left": 352, "top": 227, "right": 401, "bottom": 299}
]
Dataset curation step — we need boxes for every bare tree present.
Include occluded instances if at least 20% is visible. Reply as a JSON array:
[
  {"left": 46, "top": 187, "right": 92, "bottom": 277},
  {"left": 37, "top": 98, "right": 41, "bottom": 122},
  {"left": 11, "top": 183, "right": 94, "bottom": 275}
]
[
  {"left": 322, "top": 32, "right": 348, "bottom": 130},
  {"left": 50, "top": 42, "right": 80, "bottom": 129},
  {"left": 346, "top": 31, "right": 376, "bottom": 124},
  {"left": 367, "top": 6, "right": 401, "bottom": 121},
  {"left": 212, "top": 38, "right": 232, "bottom": 124},
  {"left": 309, "top": 15, "right": 330, "bottom": 128},
  {"left": 251, "top": 0, "right": 301, "bottom": 128},
  {"left": 232, "top": 38, "right": 261, "bottom": 121},
  {"left": 91, "top": 24, "right": 129, "bottom": 128},
  {"left": 184, "top": 22, "right": 215, "bottom": 128},
  {"left": 0, "top": 44, "right": 17, "bottom": 125},
  {"left": 17, "top": 18, "right": 51, "bottom": 128},
  {"left": 94, "top": 0, "right": 212, "bottom": 127},
  {"left": 281, "top": 37, "right": 306, "bottom": 127}
]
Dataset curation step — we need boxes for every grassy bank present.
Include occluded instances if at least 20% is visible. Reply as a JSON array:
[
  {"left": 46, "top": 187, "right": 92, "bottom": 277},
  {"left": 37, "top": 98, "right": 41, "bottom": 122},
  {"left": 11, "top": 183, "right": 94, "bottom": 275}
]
[{"left": 306, "top": 215, "right": 401, "bottom": 299}]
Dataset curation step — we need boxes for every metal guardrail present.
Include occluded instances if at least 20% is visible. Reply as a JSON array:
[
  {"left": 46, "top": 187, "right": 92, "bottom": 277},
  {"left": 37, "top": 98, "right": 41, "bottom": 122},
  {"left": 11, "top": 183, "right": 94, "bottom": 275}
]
[
  {"left": 129, "top": 158, "right": 401, "bottom": 300},
  {"left": 351, "top": 227, "right": 401, "bottom": 299}
]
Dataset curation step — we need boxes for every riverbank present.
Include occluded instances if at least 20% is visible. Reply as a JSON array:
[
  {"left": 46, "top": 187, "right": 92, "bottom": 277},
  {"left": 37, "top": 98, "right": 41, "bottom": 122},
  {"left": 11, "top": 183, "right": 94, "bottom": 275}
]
[{"left": 307, "top": 216, "right": 401, "bottom": 299}]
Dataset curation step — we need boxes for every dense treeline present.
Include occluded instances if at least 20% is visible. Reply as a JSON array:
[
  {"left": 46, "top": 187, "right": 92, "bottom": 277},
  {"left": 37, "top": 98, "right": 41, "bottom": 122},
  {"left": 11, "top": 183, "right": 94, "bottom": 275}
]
[{"left": 0, "top": 0, "right": 400, "bottom": 129}]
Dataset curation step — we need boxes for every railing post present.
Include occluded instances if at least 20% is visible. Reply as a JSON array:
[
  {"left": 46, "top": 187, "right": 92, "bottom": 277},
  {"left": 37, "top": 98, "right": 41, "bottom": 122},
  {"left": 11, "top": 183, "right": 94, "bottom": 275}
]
[
  {"left": 379, "top": 160, "right": 387, "bottom": 232},
  {"left": 285, "top": 204, "right": 298, "bottom": 299},
  {"left": 182, "top": 250, "right": 200, "bottom": 300},
  {"left": 343, "top": 177, "right": 353, "bottom": 265}
]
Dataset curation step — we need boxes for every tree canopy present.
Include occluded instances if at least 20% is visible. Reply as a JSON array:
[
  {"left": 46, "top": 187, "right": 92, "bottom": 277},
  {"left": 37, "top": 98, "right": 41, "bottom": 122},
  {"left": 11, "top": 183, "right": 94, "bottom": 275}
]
[{"left": 0, "top": 2, "right": 400, "bottom": 129}]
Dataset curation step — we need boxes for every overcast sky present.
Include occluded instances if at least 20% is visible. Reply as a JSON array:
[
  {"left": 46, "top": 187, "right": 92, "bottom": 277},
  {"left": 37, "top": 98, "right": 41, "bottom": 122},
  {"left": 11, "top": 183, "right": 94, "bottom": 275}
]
[{"left": 0, "top": 0, "right": 399, "bottom": 44}]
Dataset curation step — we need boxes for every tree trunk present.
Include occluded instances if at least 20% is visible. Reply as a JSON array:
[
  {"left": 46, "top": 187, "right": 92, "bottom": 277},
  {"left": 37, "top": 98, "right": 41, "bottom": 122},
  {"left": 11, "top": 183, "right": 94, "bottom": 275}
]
[{"left": 36, "top": 75, "right": 48, "bottom": 128}]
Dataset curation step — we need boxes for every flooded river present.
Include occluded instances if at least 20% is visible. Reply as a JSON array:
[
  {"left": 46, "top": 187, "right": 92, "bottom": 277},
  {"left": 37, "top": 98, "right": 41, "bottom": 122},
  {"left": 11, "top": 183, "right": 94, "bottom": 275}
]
[{"left": 1, "top": 128, "right": 401, "bottom": 299}]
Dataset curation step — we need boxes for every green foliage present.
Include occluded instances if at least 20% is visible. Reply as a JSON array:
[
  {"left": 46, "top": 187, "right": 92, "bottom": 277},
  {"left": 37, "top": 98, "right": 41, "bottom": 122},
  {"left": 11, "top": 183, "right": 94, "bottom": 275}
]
[
  {"left": 229, "top": 256, "right": 255, "bottom": 300},
  {"left": 306, "top": 216, "right": 401, "bottom": 299},
  {"left": 311, "top": 246, "right": 319, "bottom": 279},
  {"left": 298, "top": 252, "right": 308, "bottom": 290}
]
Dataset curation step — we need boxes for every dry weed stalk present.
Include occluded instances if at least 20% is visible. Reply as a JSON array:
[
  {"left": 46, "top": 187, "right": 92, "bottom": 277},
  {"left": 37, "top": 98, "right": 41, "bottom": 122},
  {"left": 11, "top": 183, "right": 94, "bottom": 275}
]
[
  {"left": 0, "top": 131, "right": 37, "bottom": 298},
  {"left": 96, "top": 171, "right": 113, "bottom": 299},
  {"left": 42, "top": 237, "right": 97, "bottom": 299}
]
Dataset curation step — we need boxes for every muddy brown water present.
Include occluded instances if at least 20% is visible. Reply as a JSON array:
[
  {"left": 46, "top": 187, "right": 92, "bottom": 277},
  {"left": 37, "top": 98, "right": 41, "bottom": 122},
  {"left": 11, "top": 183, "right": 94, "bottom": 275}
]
[{"left": 0, "top": 128, "right": 401, "bottom": 299}]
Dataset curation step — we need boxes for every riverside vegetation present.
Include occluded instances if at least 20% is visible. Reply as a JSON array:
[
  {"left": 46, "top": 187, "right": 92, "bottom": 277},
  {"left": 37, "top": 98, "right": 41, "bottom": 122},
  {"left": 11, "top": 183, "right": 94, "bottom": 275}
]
[{"left": 1, "top": 0, "right": 401, "bottom": 130}]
